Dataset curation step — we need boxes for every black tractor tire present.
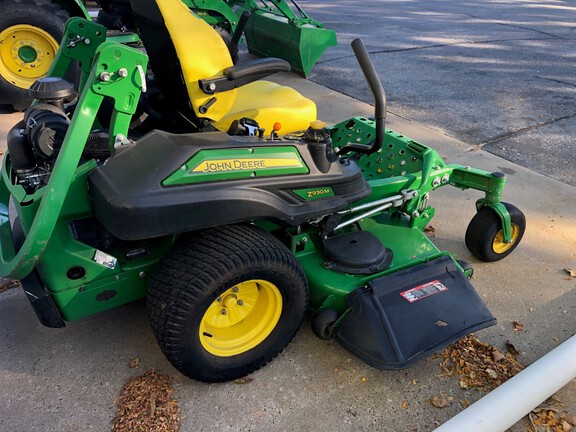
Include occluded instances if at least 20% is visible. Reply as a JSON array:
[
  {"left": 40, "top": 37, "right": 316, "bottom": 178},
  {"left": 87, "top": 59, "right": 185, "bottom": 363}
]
[
  {"left": 465, "top": 202, "right": 526, "bottom": 262},
  {"left": 311, "top": 308, "right": 339, "bottom": 340},
  {"left": 148, "top": 224, "right": 309, "bottom": 383},
  {"left": 0, "top": 0, "right": 71, "bottom": 111}
]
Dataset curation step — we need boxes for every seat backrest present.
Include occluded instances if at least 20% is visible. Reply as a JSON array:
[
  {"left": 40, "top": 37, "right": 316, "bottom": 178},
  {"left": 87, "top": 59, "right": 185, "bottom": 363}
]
[
  {"left": 130, "top": 0, "right": 190, "bottom": 120},
  {"left": 131, "top": 0, "right": 237, "bottom": 123}
]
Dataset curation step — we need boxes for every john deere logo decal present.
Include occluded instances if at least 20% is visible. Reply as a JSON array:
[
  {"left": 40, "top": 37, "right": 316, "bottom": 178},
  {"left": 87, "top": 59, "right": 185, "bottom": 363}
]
[
  {"left": 192, "top": 158, "right": 302, "bottom": 173},
  {"left": 162, "top": 146, "right": 309, "bottom": 186}
]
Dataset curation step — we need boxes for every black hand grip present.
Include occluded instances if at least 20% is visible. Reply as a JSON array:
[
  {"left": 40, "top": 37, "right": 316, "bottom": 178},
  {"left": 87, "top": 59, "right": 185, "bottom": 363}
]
[{"left": 350, "top": 38, "right": 386, "bottom": 154}]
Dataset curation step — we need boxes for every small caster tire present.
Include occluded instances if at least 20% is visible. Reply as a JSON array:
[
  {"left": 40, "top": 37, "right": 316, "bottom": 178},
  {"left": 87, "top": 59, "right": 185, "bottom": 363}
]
[
  {"left": 312, "top": 308, "right": 339, "bottom": 340},
  {"left": 465, "top": 202, "right": 525, "bottom": 262}
]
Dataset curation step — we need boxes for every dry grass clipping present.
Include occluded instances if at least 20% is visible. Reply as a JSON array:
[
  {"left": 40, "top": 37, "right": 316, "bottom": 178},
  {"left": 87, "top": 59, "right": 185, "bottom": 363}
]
[
  {"left": 435, "top": 335, "right": 524, "bottom": 391},
  {"left": 112, "top": 370, "right": 180, "bottom": 432}
]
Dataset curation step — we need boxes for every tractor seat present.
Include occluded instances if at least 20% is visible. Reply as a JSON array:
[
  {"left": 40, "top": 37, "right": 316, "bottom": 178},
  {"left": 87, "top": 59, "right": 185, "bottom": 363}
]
[{"left": 132, "top": 0, "right": 317, "bottom": 134}]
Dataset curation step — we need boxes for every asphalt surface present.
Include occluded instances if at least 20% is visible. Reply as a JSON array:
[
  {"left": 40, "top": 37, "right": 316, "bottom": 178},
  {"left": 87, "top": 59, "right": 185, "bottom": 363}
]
[
  {"left": 302, "top": 0, "right": 576, "bottom": 186},
  {"left": 1, "top": 1, "right": 576, "bottom": 431}
]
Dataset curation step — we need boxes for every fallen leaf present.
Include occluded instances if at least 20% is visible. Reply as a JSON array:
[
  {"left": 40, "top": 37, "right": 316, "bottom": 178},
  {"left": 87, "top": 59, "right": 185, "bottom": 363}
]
[
  {"left": 485, "top": 368, "right": 498, "bottom": 379},
  {"left": 412, "top": 379, "right": 417, "bottom": 385},
  {"left": 506, "top": 340, "right": 520, "bottom": 356},
  {"left": 128, "top": 357, "right": 140, "bottom": 369},
  {"left": 491, "top": 348, "right": 505, "bottom": 362},
  {"left": 460, "top": 398, "right": 471, "bottom": 409},
  {"left": 402, "top": 400, "right": 408, "bottom": 409},
  {"left": 430, "top": 394, "right": 450, "bottom": 408},
  {"left": 553, "top": 336, "right": 559, "bottom": 342},
  {"left": 564, "top": 268, "right": 576, "bottom": 278},
  {"left": 361, "top": 376, "right": 367, "bottom": 383},
  {"left": 233, "top": 377, "right": 254, "bottom": 385},
  {"left": 435, "top": 335, "right": 525, "bottom": 391},
  {"left": 0, "top": 279, "right": 20, "bottom": 293},
  {"left": 333, "top": 366, "right": 340, "bottom": 373},
  {"left": 424, "top": 225, "right": 436, "bottom": 236},
  {"left": 149, "top": 393, "right": 156, "bottom": 418},
  {"left": 512, "top": 321, "right": 525, "bottom": 331},
  {"left": 528, "top": 397, "right": 576, "bottom": 432},
  {"left": 562, "top": 412, "right": 576, "bottom": 425}
]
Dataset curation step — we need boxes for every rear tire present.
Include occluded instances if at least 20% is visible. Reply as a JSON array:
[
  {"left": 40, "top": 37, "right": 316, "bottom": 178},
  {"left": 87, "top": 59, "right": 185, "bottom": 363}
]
[
  {"left": 148, "top": 224, "right": 309, "bottom": 382},
  {"left": 0, "top": 0, "right": 70, "bottom": 110},
  {"left": 465, "top": 202, "right": 525, "bottom": 262}
]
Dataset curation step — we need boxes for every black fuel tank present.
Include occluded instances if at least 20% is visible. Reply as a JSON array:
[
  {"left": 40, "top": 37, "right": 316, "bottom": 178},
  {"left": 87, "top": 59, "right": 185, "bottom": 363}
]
[{"left": 89, "top": 130, "right": 370, "bottom": 240}]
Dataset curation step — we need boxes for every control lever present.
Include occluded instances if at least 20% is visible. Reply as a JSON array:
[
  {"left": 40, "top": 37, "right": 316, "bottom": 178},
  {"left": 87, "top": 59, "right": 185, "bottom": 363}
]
[
  {"left": 337, "top": 39, "right": 387, "bottom": 155},
  {"left": 229, "top": 11, "right": 251, "bottom": 64}
]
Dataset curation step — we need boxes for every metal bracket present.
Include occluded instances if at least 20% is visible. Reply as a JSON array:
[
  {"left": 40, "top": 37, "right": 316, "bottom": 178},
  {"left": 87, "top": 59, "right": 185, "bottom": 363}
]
[{"left": 476, "top": 199, "right": 512, "bottom": 243}]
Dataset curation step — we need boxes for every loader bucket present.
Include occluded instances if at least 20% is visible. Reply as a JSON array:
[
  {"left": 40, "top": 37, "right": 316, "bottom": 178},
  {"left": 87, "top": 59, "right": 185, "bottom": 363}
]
[{"left": 244, "top": 11, "right": 337, "bottom": 77}]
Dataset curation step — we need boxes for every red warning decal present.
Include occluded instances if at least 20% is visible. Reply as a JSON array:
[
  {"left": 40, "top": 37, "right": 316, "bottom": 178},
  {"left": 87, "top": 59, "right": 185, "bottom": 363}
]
[{"left": 400, "top": 280, "right": 448, "bottom": 303}]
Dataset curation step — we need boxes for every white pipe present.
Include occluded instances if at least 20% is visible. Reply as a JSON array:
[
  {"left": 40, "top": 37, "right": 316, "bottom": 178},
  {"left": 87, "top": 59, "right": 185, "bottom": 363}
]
[{"left": 435, "top": 334, "right": 576, "bottom": 432}]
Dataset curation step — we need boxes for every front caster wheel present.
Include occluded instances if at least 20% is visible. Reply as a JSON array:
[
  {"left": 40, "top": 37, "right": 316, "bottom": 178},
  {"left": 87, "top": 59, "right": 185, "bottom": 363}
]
[
  {"left": 311, "top": 308, "right": 339, "bottom": 340},
  {"left": 465, "top": 202, "right": 526, "bottom": 262},
  {"left": 147, "top": 224, "right": 309, "bottom": 383}
]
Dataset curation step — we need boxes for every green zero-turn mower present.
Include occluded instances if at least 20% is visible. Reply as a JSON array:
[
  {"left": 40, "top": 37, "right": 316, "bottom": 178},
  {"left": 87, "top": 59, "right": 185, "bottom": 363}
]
[
  {"left": 0, "top": 0, "right": 335, "bottom": 110},
  {"left": 0, "top": 0, "right": 525, "bottom": 382}
]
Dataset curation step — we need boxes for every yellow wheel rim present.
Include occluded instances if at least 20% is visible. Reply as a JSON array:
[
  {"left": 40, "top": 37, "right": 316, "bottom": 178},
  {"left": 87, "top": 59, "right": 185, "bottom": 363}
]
[
  {"left": 199, "top": 279, "right": 283, "bottom": 357},
  {"left": 492, "top": 223, "right": 520, "bottom": 254},
  {"left": 0, "top": 24, "right": 59, "bottom": 89}
]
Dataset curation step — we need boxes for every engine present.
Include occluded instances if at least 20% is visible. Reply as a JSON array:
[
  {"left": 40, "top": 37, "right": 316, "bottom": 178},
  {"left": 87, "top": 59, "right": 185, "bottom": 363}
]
[
  {"left": 6, "top": 77, "right": 113, "bottom": 194},
  {"left": 6, "top": 77, "right": 75, "bottom": 193}
]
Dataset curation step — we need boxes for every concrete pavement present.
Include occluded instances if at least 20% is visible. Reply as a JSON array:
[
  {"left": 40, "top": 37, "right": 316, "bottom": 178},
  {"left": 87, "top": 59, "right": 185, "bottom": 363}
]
[{"left": 1, "top": 74, "right": 575, "bottom": 431}]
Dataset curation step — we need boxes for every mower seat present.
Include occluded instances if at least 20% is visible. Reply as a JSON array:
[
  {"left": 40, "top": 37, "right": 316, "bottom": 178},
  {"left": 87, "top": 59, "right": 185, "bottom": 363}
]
[{"left": 134, "top": 0, "right": 317, "bottom": 134}]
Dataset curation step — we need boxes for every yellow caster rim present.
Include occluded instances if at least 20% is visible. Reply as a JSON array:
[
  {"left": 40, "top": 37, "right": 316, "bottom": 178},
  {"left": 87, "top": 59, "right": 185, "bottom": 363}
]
[
  {"left": 199, "top": 279, "right": 283, "bottom": 357},
  {"left": 492, "top": 223, "right": 520, "bottom": 254},
  {"left": 0, "top": 24, "right": 59, "bottom": 89}
]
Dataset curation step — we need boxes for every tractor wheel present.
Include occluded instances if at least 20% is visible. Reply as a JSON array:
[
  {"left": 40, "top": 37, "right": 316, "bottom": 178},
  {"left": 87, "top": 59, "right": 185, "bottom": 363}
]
[
  {"left": 465, "top": 202, "right": 526, "bottom": 262},
  {"left": 0, "top": 0, "right": 70, "bottom": 110},
  {"left": 147, "top": 224, "right": 309, "bottom": 382},
  {"left": 311, "top": 308, "right": 339, "bottom": 340}
]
